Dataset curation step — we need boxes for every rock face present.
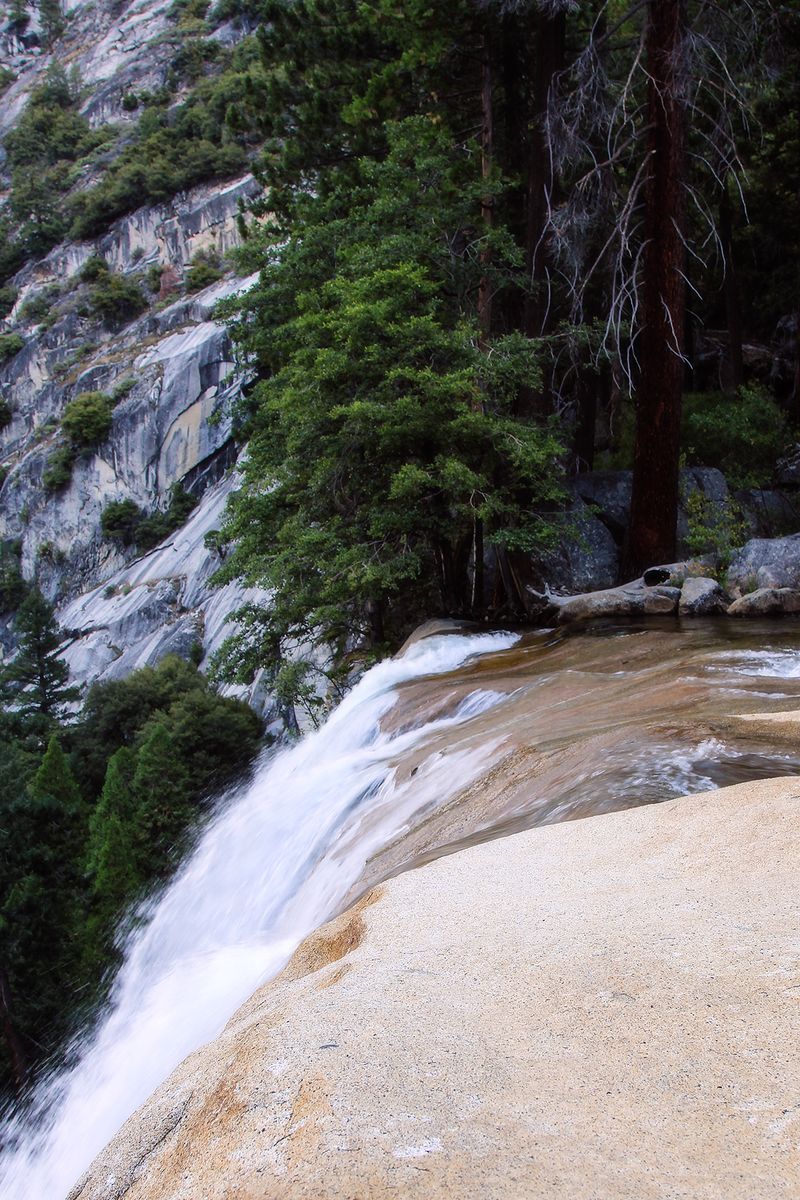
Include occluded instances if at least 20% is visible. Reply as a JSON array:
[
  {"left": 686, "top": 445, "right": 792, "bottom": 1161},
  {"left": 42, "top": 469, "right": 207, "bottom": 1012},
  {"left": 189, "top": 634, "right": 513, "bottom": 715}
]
[
  {"left": 69, "top": 777, "right": 800, "bottom": 1200},
  {"left": 55, "top": 465, "right": 272, "bottom": 712},
  {"left": 727, "top": 533, "right": 800, "bottom": 592}
]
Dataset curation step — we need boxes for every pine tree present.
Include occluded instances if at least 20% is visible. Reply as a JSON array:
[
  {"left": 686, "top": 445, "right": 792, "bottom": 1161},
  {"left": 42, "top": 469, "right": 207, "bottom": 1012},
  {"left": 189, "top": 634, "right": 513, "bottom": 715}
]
[
  {"left": 131, "top": 723, "right": 193, "bottom": 877},
  {"left": 87, "top": 749, "right": 139, "bottom": 903},
  {"left": 1, "top": 588, "right": 80, "bottom": 744}
]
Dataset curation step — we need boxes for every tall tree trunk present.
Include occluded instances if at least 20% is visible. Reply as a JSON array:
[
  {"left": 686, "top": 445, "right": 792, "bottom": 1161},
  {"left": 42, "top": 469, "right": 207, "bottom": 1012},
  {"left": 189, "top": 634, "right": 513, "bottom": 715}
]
[
  {"left": 719, "top": 177, "right": 744, "bottom": 389},
  {"left": 0, "top": 962, "right": 28, "bottom": 1091},
  {"left": 627, "top": 0, "right": 688, "bottom": 574}
]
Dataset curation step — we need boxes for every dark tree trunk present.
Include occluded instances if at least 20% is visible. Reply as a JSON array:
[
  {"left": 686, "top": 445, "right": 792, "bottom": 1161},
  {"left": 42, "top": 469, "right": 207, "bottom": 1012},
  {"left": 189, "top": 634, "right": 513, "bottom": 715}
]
[
  {"left": 627, "top": 0, "right": 688, "bottom": 574},
  {"left": 719, "top": 177, "right": 744, "bottom": 389},
  {"left": 0, "top": 962, "right": 28, "bottom": 1091}
]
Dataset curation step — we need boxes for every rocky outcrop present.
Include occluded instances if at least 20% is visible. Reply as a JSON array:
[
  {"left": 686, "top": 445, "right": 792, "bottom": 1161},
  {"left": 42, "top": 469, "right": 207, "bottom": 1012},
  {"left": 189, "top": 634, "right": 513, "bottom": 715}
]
[{"left": 68, "top": 776, "right": 800, "bottom": 1200}]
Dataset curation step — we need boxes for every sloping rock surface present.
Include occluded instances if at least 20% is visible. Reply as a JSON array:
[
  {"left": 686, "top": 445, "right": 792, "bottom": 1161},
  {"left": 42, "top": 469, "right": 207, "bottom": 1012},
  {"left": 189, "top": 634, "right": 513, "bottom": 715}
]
[{"left": 70, "top": 777, "right": 800, "bottom": 1200}]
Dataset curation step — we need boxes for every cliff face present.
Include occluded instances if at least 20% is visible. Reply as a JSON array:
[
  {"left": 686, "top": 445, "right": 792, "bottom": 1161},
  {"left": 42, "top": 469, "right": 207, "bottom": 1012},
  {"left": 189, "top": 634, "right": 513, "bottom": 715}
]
[{"left": 0, "top": 0, "right": 269, "bottom": 699}]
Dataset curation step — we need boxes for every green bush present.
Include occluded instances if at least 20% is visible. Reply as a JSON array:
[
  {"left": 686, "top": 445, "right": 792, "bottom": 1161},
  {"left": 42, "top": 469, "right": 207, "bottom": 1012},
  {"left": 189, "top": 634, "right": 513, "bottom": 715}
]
[
  {"left": 185, "top": 249, "right": 224, "bottom": 292},
  {"left": 0, "top": 333, "right": 24, "bottom": 364},
  {"left": 88, "top": 272, "right": 147, "bottom": 326},
  {"left": 100, "top": 499, "right": 144, "bottom": 545},
  {"left": 43, "top": 444, "right": 76, "bottom": 491},
  {"left": 79, "top": 255, "right": 110, "bottom": 283},
  {"left": 0, "top": 285, "right": 18, "bottom": 318},
  {"left": 61, "top": 392, "right": 114, "bottom": 449},
  {"left": 0, "top": 400, "right": 12, "bottom": 430},
  {"left": 0, "top": 541, "right": 27, "bottom": 613},
  {"left": 681, "top": 386, "right": 789, "bottom": 489},
  {"left": 136, "top": 484, "right": 198, "bottom": 549},
  {"left": 111, "top": 377, "right": 136, "bottom": 402}
]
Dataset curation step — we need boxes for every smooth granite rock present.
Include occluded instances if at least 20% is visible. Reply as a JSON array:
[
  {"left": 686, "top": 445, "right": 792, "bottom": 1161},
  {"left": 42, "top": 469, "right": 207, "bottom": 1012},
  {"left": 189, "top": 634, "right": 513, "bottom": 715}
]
[
  {"left": 728, "top": 534, "right": 800, "bottom": 593},
  {"left": 68, "top": 777, "right": 800, "bottom": 1200}
]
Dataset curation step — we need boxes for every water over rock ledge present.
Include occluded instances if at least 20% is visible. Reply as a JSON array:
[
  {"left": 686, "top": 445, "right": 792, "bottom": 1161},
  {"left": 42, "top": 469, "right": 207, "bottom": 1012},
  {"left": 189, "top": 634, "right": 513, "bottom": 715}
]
[{"left": 70, "top": 774, "right": 800, "bottom": 1200}]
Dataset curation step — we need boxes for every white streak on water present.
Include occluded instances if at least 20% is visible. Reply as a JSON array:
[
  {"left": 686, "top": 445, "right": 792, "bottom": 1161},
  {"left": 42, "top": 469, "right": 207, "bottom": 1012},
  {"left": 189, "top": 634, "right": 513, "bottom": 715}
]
[{"left": 0, "top": 632, "right": 518, "bottom": 1200}]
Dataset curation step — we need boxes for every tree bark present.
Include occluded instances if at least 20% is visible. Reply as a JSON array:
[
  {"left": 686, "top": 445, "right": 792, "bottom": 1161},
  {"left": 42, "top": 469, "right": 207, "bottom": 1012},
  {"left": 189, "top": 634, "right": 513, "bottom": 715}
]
[{"left": 627, "top": 0, "right": 688, "bottom": 574}]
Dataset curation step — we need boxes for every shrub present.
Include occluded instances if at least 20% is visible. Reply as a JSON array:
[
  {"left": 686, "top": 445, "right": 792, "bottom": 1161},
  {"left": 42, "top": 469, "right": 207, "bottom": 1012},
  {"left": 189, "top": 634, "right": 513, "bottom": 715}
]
[
  {"left": 684, "top": 492, "right": 748, "bottom": 574},
  {"left": 61, "top": 392, "right": 113, "bottom": 449},
  {"left": 0, "top": 333, "right": 24, "bottom": 364},
  {"left": 88, "top": 272, "right": 147, "bottom": 326},
  {"left": 681, "top": 386, "right": 789, "bottom": 489},
  {"left": 43, "top": 444, "right": 76, "bottom": 491},
  {"left": 136, "top": 484, "right": 198, "bottom": 549},
  {"left": 111, "top": 377, "right": 136, "bottom": 402},
  {"left": 100, "top": 499, "right": 144, "bottom": 545},
  {"left": 0, "top": 541, "right": 27, "bottom": 613},
  {"left": 80, "top": 255, "right": 110, "bottom": 283},
  {"left": 122, "top": 92, "right": 140, "bottom": 112},
  {"left": 0, "top": 400, "right": 12, "bottom": 430},
  {"left": 185, "top": 249, "right": 224, "bottom": 292},
  {"left": 0, "top": 285, "right": 18, "bottom": 318}
]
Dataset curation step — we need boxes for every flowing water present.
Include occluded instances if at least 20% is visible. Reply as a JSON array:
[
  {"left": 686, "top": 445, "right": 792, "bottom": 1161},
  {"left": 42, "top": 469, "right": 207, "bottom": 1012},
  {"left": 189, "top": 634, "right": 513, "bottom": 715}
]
[{"left": 3, "top": 619, "right": 800, "bottom": 1199}]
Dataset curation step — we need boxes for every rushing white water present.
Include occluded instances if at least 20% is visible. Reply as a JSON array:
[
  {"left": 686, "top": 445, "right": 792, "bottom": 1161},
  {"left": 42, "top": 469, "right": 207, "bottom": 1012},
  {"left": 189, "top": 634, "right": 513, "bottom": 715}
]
[{"left": 0, "top": 631, "right": 519, "bottom": 1200}]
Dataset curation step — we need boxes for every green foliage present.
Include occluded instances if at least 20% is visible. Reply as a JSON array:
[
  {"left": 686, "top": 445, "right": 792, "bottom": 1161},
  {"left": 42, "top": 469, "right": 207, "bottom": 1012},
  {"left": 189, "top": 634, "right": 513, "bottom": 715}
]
[
  {"left": 0, "top": 590, "right": 80, "bottom": 747},
  {"left": 0, "top": 651, "right": 263, "bottom": 1095},
  {"left": 100, "top": 487, "right": 199, "bottom": 552},
  {"left": 135, "top": 484, "right": 198, "bottom": 550},
  {"left": 0, "top": 285, "right": 18, "bottom": 317},
  {"left": 100, "top": 499, "right": 143, "bottom": 545},
  {"left": 68, "top": 38, "right": 263, "bottom": 240},
  {"left": 43, "top": 443, "right": 75, "bottom": 492},
  {"left": 185, "top": 249, "right": 224, "bottom": 292},
  {"left": 87, "top": 270, "right": 147, "bottom": 327},
  {"left": 1, "top": 65, "right": 115, "bottom": 272},
  {"left": 0, "top": 399, "right": 12, "bottom": 430},
  {"left": 0, "top": 333, "right": 24, "bottom": 364},
  {"left": 111, "top": 376, "right": 136, "bottom": 402},
  {"left": 0, "top": 541, "right": 28, "bottom": 614},
  {"left": 684, "top": 492, "right": 748, "bottom": 574},
  {"left": 681, "top": 386, "right": 789, "bottom": 488},
  {"left": 216, "top": 116, "right": 563, "bottom": 669},
  {"left": 61, "top": 391, "right": 114, "bottom": 449}
]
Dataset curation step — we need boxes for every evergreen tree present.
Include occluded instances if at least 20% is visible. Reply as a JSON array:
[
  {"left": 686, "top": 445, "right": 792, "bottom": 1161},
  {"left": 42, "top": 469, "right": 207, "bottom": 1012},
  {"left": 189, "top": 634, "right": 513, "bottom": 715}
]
[
  {"left": 85, "top": 748, "right": 140, "bottom": 948},
  {"left": 130, "top": 723, "right": 193, "bottom": 876},
  {"left": 0, "top": 737, "right": 87, "bottom": 1083},
  {"left": 0, "top": 588, "right": 79, "bottom": 744}
]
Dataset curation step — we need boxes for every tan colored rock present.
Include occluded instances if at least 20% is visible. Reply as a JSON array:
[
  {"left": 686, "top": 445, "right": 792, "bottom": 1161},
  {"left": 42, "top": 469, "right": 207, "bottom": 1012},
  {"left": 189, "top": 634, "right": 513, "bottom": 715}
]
[
  {"left": 725, "top": 708, "right": 800, "bottom": 745},
  {"left": 71, "top": 777, "right": 800, "bottom": 1200},
  {"left": 728, "top": 587, "right": 800, "bottom": 616},
  {"left": 554, "top": 582, "right": 678, "bottom": 623}
]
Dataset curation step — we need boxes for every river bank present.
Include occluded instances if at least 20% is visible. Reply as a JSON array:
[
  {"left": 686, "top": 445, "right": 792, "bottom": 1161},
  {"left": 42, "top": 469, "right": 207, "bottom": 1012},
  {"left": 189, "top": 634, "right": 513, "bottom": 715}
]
[{"left": 68, "top": 771, "right": 800, "bottom": 1199}]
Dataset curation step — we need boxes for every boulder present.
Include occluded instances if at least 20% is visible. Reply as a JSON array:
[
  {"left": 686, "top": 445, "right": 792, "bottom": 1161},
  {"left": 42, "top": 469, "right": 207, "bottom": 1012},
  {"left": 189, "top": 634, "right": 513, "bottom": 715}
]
[
  {"left": 727, "top": 587, "right": 800, "bottom": 617},
  {"left": 727, "top": 534, "right": 800, "bottom": 592},
  {"left": 553, "top": 581, "right": 679, "bottom": 624},
  {"left": 735, "top": 488, "right": 800, "bottom": 538},
  {"left": 678, "top": 576, "right": 729, "bottom": 616},
  {"left": 530, "top": 496, "right": 619, "bottom": 594}
]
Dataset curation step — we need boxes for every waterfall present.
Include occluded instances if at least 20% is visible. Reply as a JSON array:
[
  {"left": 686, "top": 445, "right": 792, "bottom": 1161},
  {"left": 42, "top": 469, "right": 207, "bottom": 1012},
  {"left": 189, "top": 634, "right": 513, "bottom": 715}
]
[{"left": 0, "top": 631, "right": 518, "bottom": 1200}]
